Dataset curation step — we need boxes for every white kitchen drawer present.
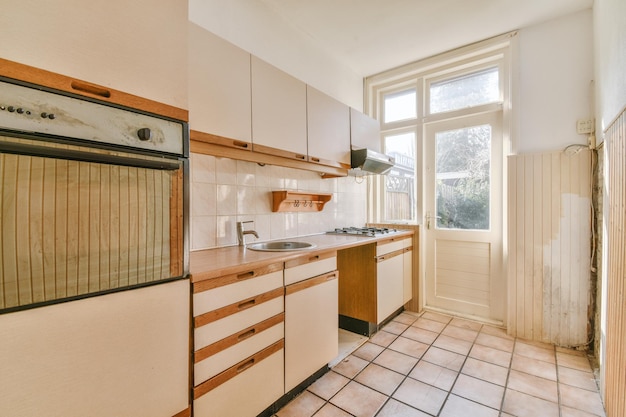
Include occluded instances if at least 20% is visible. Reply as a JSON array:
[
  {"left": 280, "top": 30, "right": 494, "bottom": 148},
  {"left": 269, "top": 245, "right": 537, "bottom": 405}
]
[
  {"left": 284, "top": 251, "right": 337, "bottom": 285},
  {"left": 376, "top": 236, "right": 411, "bottom": 256},
  {"left": 194, "top": 320, "right": 284, "bottom": 386},
  {"left": 195, "top": 292, "right": 284, "bottom": 350},
  {"left": 194, "top": 342, "right": 284, "bottom": 417},
  {"left": 193, "top": 263, "right": 283, "bottom": 317}
]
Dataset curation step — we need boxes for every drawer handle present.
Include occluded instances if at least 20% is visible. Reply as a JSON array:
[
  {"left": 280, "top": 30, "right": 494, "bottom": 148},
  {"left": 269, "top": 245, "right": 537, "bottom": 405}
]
[
  {"left": 237, "top": 328, "right": 256, "bottom": 341},
  {"left": 237, "top": 271, "right": 255, "bottom": 280},
  {"left": 233, "top": 140, "right": 249, "bottom": 149},
  {"left": 237, "top": 358, "right": 255, "bottom": 373},
  {"left": 309, "top": 255, "right": 320, "bottom": 262},
  {"left": 295, "top": 154, "right": 306, "bottom": 160},
  {"left": 311, "top": 157, "right": 320, "bottom": 163},
  {"left": 238, "top": 299, "right": 256, "bottom": 310},
  {"left": 70, "top": 80, "right": 111, "bottom": 98}
]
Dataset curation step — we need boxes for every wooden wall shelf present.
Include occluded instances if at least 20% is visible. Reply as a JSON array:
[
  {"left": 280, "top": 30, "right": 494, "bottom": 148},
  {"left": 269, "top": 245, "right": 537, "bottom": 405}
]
[{"left": 272, "top": 191, "right": 332, "bottom": 212}]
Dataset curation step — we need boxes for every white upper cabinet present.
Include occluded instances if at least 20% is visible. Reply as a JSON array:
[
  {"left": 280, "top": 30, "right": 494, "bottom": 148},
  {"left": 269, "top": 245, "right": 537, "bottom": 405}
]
[
  {"left": 350, "top": 108, "right": 382, "bottom": 152},
  {"left": 188, "top": 23, "right": 252, "bottom": 147},
  {"left": 0, "top": 0, "right": 188, "bottom": 110},
  {"left": 251, "top": 56, "right": 308, "bottom": 161},
  {"left": 307, "top": 86, "right": 351, "bottom": 168}
]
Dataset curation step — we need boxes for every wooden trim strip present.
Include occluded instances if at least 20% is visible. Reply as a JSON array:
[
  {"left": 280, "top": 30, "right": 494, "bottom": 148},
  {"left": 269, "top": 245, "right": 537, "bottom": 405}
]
[
  {"left": 307, "top": 155, "right": 350, "bottom": 169},
  {"left": 194, "top": 313, "right": 284, "bottom": 363},
  {"left": 171, "top": 407, "right": 191, "bottom": 417},
  {"left": 376, "top": 235, "right": 412, "bottom": 246},
  {"left": 0, "top": 58, "right": 188, "bottom": 121},
  {"left": 193, "top": 339, "right": 284, "bottom": 399},
  {"left": 284, "top": 251, "right": 336, "bottom": 269},
  {"left": 190, "top": 129, "right": 251, "bottom": 150},
  {"left": 194, "top": 287, "right": 284, "bottom": 327},
  {"left": 193, "top": 262, "right": 283, "bottom": 293},
  {"left": 252, "top": 142, "right": 307, "bottom": 161},
  {"left": 285, "top": 271, "right": 338, "bottom": 296},
  {"left": 375, "top": 248, "right": 405, "bottom": 263}
]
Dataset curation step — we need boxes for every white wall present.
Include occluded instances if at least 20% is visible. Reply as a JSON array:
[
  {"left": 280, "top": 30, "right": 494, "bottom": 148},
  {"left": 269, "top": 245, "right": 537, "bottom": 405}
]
[
  {"left": 188, "top": 0, "right": 363, "bottom": 110},
  {"left": 516, "top": 10, "right": 594, "bottom": 154}
]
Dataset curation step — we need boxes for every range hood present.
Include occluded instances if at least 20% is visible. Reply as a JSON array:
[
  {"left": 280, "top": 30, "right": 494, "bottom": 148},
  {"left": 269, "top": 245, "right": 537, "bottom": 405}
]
[{"left": 350, "top": 148, "right": 395, "bottom": 175}]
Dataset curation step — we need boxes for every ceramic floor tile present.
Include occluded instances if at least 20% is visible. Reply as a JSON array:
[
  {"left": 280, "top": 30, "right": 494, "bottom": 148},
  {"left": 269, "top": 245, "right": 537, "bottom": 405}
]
[
  {"left": 332, "top": 355, "right": 369, "bottom": 379},
  {"left": 373, "top": 348, "right": 419, "bottom": 375},
  {"left": 480, "top": 325, "right": 513, "bottom": 339},
  {"left": 511, "top": 353, "right": 557, "bottom": 381},
  {"left": 502, "top": 388, "right": 560, "bottom": 417},
  {"left": 441, "top": 324, "right": 479, "bottom": 342},
  {"left": 312, "top": 403, "right": 353, "bottom": 417},
  {"left": 276, "top": 391, "right": 325, "bottom": 417},
  {"left": 369, "top": 330, "right": 398, "bottom": 347},
  {"left": 461, "top": 357, "right": 509, "bottom": 386},
  {"left": 376, "top": 398, "right": 431, "bottom": 417},
  {"left": 330, "top": 381, "right": 388, "bottom": 417},
  {"left": 401, "top": 326, "right": 439, "bottom": 345},
  {"left": 382, "top": 321, "right": 410, "bottom": 335},
  {"left": 353, "top": 342, "right": 385, "bottom": 362},
  {"left": 439, "top": 394, "right": 500, "bottom": 417},
  {"left": 307, "top": 371, "right": 350, "bottom": 401},
  {"left": 422, "top": 346, "right": 466, "bottom": 371},
  {"left": 409, "top": 359, "right": 458, "bottom": 391},
  {"left": 558, "top": 366, "right": 599, "bottom": 392},
  {"left": 449, "top": 317, "right": 483, "bottom": 331},
  {"left": 559, "top": 384, "right": 606, "bottom": 416},
  {"left": 388, "top": 336, "right": 429, "bottom": 359},
  {"left": 560, "top": 405, "right": 606, "bottom": 417},
  {"left": 514, "top": 340, "right": 556, "bottom": 363},
  {"left": 393, "top": 312, "right": 419, "bottom": 325},
  {"left": 556, "top": 346, "right": 587, "bottom": 357},
  {"left": 475, "top": 332, "right": 515, "bottom": 352},
  {"left": 421, "top": 311, "right": 452, "bottom": 324},
  {"left": 412, "top": 317, "right": 447, "bottom": 333},
  {"left": 432, "top": 334, "right": 473, "bottom": 356},
  {"left": 451, "top": 374, "right": 504, "bottom": 410},
  {"left": 354, "top": 363, "right": 405, "bottom": 396},
  {"left": 469, "top": 344, "right": 512, "bottom": 368},
  {"left": 507, "top": 370, "right": 558, "bottom": 402},
  {"left": 393, "top": 377, "right": 448, "bottom": 416},
  {"left": 557, "top": 352, "right": 593, "bottom": 372}
]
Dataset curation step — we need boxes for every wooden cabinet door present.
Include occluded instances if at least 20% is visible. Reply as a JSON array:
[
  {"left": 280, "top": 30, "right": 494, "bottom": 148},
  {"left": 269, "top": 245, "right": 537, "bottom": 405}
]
[
  {"left": 350, "top": 108, "right": 381, "bottom": 151},
  {"left": 307, "top": 86, "right": 351, "bottom": 168},
  {"left": 251, "top": 56, "right": 307, "bottom": 160},
  {"left": 189, "top": 23, "right": 252, "bottom": 147}
]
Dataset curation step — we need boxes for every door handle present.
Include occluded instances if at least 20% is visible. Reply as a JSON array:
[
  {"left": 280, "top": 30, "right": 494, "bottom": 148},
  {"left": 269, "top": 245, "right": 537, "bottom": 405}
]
[{"left": 425, "top": 212, "right": 441, "bottom": 230}]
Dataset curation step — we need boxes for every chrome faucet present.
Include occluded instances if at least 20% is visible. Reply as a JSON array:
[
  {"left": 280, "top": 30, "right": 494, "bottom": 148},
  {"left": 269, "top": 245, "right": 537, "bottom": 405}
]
[{"left": 237, "top": 220, "right": 259, "bottom": 246}]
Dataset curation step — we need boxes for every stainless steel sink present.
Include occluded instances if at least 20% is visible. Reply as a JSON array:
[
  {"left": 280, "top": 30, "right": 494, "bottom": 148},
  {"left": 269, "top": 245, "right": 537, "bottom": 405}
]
[{"left": 247, "top": 241, "right": 317, "bottom": 252}]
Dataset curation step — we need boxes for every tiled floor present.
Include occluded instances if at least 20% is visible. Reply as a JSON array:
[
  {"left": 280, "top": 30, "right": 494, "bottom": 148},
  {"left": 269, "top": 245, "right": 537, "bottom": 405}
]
[{"left": 275, "top": 311, "right": 606, "bottom": 417}]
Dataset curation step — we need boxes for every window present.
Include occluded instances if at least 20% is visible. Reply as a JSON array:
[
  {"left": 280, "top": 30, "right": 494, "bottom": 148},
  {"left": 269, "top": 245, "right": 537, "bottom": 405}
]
[
  {"left": 383, "top": 89, "right": 417, "bottom": 123},
  {"left": 384, "top": 132, "right": 416, "bottom": 221},
  {"left": 429, "top": 67, "right": 499, "bottom": 114}
]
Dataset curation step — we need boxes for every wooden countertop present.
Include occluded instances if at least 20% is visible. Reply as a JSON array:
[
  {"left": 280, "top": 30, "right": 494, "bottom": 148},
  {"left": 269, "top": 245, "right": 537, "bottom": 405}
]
[{"left": 189, "top": 231, "right": 414, "bottom": 283}]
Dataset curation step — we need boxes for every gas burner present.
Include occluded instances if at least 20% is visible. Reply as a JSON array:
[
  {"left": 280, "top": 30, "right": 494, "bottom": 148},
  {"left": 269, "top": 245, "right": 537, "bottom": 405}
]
[{"left": 327, "top": 226, "right": 399, "bottom": 237}]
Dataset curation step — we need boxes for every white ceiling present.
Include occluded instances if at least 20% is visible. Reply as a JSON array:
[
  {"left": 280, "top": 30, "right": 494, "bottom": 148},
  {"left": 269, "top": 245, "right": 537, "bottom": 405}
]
[{"left": 257, "top": 0, "right": 594, "bottom": 77}]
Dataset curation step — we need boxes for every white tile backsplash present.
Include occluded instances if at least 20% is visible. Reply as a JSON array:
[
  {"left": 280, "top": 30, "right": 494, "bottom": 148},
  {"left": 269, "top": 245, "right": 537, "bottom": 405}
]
[{"left": 190, "top": 153, "right": 368, "bottom": 250}]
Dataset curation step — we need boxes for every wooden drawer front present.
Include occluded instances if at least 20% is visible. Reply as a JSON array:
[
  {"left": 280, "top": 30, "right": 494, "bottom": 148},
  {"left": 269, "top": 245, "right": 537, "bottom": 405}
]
[
  {"left": 284, "top": 253, "right": 337, "bottom": 285},
  {"left": 194, "top": 321, "right": 284, "bottom": 386},
  {"left": 376, "top": 237, "right": 411, "bottom": 257},
  {"left": 193, "top": 269, "right": 283, "bottom": 316},
  {"left": 195, "top": 295, "right": 283, "bottom": 350},
  {"left": 194, "top": 342, "right": 284, "bottom": 417}
]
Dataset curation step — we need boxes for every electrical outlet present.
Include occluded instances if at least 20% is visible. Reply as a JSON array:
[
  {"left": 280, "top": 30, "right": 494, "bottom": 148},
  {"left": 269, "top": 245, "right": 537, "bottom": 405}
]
[{"left": 577, "top": 119, "right": 594, "bottom": 134}]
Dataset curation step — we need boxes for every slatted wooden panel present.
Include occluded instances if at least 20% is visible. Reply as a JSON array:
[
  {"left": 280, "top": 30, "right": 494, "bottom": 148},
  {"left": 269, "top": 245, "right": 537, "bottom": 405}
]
[
  {"left": 0, "top": 150, "right": 176, "bottom": 310},
  {"left": 604, "top": 108, "right": 626, "bottom": 417},
  {"left": 508, "top": 149, "right": 591, "bottom": 346}
]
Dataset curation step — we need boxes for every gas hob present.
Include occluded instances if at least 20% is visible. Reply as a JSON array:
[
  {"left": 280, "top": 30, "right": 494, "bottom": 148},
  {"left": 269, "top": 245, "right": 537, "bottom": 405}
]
[{"left": 327, "top": 226, "right": 399, "bottom": 237}]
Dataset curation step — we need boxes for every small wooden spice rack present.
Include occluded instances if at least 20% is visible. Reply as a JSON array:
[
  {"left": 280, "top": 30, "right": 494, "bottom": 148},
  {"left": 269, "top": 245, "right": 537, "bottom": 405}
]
[{"left": 272, "top": 191, "right": 332, "bottom": 212}]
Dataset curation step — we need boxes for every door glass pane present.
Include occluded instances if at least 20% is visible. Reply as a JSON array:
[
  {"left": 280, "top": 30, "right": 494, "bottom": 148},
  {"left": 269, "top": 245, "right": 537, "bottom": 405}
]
[
  {"left": 435, "top": 125, "right": 491, "bottom": 230},
  {"left": 384, "top": 132, "right": 416, "bottom": 221},
  {"left": 430, "top": 67, "right": 499, "bottom": 114},
  {"left": 384, "top": 89, "right": 416, "bottom": 123}
]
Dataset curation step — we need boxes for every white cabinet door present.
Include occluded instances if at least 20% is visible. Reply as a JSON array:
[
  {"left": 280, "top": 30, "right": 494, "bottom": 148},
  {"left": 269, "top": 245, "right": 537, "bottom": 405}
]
[
  {"left": 285, "top": 272, "right": 338, "bottom": 392},
  {"left": 307, "top": 86, "right": 351, "bottom": 168},
  {"left": 0, "top": 0, "right": 187, "bottom": 109},
  {"left": 376, "top": 254, "right": 404, "bottom": 324},
  {"left": 403, "top": 248, "right": 413, "bottom": 304},
  {"left": 350, "top": 108, "right": 382, "bottom": 151},
  {"left": 189, "top": 23, "right": 252, "bottom": 146},
  {"left": 251, "top": 56, "right": 308, "bottom": 160}
]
